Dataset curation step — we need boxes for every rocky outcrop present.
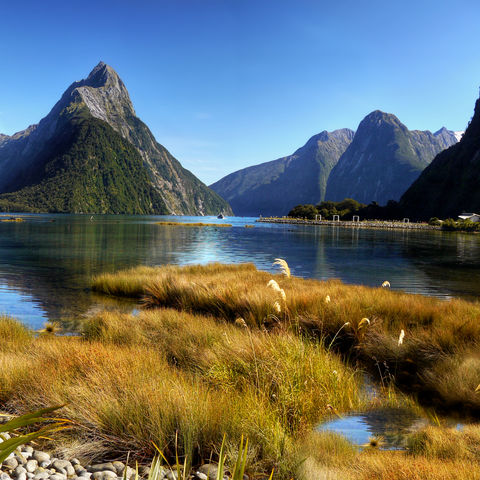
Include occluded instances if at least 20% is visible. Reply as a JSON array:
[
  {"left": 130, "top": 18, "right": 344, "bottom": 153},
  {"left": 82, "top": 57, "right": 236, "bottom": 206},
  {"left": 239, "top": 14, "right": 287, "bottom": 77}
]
[
  {"left": 210, "top": 129, "right": 354, "bottom": 216},
  {"left": 324, "top": 111, "right": 459, "bottom": 205},
  {"left": 0, "top": 62, "right": 231, "bottom": 215}
]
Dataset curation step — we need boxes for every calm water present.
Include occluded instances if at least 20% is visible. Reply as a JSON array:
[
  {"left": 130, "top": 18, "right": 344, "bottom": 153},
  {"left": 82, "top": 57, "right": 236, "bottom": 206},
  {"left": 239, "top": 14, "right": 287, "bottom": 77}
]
[
  {"left": 317, "top": 407, "right": 430, "bottom": 450},
  {"left": 1, "top": 214, "right": 480, "bottom": 328}
]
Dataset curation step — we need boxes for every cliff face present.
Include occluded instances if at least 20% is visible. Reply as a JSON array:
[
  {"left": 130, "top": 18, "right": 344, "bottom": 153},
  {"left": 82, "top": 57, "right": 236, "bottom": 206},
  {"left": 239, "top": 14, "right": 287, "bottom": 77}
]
[
  {"left": 325, "top": 111, "right": 459, "bottom": 205},
  {"left": 0, "top": 62, "right": 232, "bottom": 215},
  {"left": 400, "top": 99, "right": 480, "bottom": 220},
  {"left": 210, "top": 129, "right": 354, "bottom": 216}
]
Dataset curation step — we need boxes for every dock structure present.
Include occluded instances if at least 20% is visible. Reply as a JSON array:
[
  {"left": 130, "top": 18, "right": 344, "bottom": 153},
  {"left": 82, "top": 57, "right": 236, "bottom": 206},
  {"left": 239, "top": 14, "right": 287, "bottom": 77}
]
[{"left": 256, "top": 217, "right": 441, "bottom": 231}]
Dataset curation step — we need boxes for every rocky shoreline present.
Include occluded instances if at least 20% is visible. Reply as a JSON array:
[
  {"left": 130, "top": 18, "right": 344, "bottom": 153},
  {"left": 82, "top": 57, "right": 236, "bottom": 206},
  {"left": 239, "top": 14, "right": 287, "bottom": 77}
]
[
  {"left": 0, "top": 436, "right": 226, "bottom": 480},
  {"left": 257, "top": 217, "right": 441, "bottom": 230}
]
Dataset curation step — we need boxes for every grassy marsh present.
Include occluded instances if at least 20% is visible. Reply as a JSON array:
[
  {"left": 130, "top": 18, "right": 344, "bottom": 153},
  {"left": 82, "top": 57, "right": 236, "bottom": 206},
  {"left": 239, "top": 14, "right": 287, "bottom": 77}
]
[
  {"left": 3, "top": 262, "right": 480, "bottom": 478},
  {"left": 93, "top": 262, "right": 480, "bottom": 415}
]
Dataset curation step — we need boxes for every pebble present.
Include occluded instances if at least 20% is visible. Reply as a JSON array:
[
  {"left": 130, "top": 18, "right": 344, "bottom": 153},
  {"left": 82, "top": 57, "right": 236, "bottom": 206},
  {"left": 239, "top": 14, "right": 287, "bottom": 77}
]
[
  {"left": 0, "top": 446, "right": 229, "bottom": 480},
  {"left": 198, "top": 464, "right": 218, "bottom": 477},
  {"left": 26, "top": 461, "right": 38, "bottom": 474},
  {"left": 91, "top": 472, "right": 116, "bottom": 480},
  {"left": 32, "top": 454, "right": 50, "bottom": 465},
  {"left": 87, "top": 465, "right": 116, "bottom": 475},
  {"left": 49, "top": 475, "right": 66, "bottom": 480},
  {"left": 33, "top": 473, "right": 49, "bottom": 480},
  {"left": 3, "top": 459, "right": 18, "bottom": 471}
]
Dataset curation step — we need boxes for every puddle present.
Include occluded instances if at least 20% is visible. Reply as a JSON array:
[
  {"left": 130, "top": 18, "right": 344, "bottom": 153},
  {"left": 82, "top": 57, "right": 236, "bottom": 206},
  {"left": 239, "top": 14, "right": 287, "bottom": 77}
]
[{"left": 317, "top": 407, "right": 460, "bottom": 450}]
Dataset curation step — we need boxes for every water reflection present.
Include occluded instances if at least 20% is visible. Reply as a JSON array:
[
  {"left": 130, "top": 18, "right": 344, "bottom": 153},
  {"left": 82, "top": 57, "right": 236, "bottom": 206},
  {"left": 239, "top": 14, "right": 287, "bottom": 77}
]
[
  {"left": 1, "top": 215, "right": 480, "bottom": 328},
  {"left": 317, "top": 407, "right": 434, "bottom": 450}
]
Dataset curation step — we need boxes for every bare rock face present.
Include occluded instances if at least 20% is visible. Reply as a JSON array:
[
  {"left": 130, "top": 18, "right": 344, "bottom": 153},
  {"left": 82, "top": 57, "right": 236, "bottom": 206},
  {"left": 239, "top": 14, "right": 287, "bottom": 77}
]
[
  {"left": 324, "top": 111, "right": 460, "bottom": 205},
  {"left": 0, "top": 62, "right": 231, "bottom": 216}
]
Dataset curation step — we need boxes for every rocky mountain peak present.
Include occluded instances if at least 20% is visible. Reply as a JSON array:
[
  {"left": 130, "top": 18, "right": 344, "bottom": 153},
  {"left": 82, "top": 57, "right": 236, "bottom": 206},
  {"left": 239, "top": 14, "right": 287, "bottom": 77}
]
[{"left": 80, "top": 62, "right": 124, "bottom": 91}]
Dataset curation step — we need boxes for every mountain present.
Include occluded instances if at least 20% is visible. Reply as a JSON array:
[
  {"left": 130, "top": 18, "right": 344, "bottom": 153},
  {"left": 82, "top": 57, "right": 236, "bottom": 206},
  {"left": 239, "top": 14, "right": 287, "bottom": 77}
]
[
  {"left": 400, "top": 98, "right": 480, "bottom": 220},
  {"left": 210, "top": 129, "right": 354, "bottom": 216},
  {"left": 0, "top": 62, "right": 232, "bottom": 215},
  {"left": 324, "top": 111, "right": 459, "bottom": 205}
]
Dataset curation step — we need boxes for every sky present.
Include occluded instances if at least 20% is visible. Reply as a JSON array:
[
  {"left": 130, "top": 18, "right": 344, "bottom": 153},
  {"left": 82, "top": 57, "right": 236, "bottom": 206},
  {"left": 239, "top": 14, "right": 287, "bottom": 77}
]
[{"left": 1, "top": 0, "right": 480, "bottom": 185}]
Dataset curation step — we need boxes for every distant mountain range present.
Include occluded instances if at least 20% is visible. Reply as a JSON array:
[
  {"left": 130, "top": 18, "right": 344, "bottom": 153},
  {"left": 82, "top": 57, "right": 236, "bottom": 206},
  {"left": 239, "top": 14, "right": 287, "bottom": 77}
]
[
  {"left": 211, "top": 112, "right": 461, "bottom": 216},
  {"left": 0, "top": 62, "right": 232, "bottom": 215},
  {"left": 210, "top": 129, "right": 354, "bottom": 217},
  {"left": 400, "top": 97, "right": 480, "bottom": 220},
  {"left": 325, "top": 111, "right": 460, "bottom": 205}
]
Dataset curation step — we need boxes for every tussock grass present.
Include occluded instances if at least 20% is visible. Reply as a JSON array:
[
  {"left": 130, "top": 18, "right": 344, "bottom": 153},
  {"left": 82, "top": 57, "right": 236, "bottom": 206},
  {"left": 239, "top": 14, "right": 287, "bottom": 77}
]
[
  {"left": 0, "top": 314, "right": 366, "bottom": 477},
  {"left": 92, "top": 263, "right": 480, "bottom": 413}
]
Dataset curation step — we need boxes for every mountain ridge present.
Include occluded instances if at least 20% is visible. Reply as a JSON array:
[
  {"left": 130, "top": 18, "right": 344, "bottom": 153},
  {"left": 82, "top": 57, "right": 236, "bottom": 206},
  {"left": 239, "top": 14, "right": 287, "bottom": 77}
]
[
  {"left": 0, "top": 62, "right": 232, "bottom": 215},
  {"left": 324, "top": 110, "right": 459, "bottom": 205},
  {"left": 210, "top": 128, "right": 354, "bottom": 216},
  {"left": 400, "top": 97, "right": 480, "bottom": 220}
]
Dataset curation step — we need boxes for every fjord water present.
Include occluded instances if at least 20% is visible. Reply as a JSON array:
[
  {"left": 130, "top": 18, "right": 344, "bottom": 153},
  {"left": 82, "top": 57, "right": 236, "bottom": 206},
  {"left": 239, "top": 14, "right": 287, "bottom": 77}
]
[{"left": 2, "top": 214, "right": 480, "bottom": 329}]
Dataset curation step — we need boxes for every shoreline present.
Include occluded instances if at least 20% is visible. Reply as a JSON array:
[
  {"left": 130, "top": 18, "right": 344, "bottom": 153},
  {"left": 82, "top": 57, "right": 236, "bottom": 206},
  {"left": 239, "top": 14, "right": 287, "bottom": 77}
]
[{"left": 256, "top": 217, "right": 441, "bottom": 230}]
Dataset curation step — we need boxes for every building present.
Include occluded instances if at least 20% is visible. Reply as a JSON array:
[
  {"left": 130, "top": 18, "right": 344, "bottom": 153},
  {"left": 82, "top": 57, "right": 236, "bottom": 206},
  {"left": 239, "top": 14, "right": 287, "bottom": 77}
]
[{"left": 458, "top": 213, "right": 480, "bottom": 222}]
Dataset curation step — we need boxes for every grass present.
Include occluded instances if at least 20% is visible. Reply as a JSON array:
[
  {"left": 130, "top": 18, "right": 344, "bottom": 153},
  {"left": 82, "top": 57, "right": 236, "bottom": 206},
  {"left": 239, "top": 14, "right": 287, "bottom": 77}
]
[
  {"left": 92, "top": 262, "right": 480, "bottom": 414},
  {"left": 0, "top": 313, "right": 368, "bottom": 478},
  {"left": 5, "top": 261, "right": 480, "bottom": 478},
  {"left": 155, "top": 222, "right": 232, "bottom": 227}
]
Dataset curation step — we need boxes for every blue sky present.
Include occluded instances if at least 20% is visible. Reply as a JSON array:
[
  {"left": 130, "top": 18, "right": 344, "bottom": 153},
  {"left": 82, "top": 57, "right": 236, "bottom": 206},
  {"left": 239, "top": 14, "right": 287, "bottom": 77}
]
[{"left": 1, "top": 0, "right": 480, "bottom": 184}]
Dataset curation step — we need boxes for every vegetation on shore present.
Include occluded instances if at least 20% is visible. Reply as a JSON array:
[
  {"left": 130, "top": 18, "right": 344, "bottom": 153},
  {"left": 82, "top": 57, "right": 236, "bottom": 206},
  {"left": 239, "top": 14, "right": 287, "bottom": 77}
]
[
  {"left": 287, "top": 198, "right": 403, "bottom": 221},
  {"left": 3, "top": 261, "right": 480, "bottom": 478},
  {"left": 92, "top": 262, "right": 480, "bottom": 415}
]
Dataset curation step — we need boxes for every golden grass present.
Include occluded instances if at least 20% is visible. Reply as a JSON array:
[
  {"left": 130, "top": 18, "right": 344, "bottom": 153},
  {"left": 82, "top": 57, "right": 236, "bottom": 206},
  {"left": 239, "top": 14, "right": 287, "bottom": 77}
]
[
  {"left": 295, "top": 427, "right": 480, "bottom": 479},
  {"left": 155, "top": 222, "right": 232, "bottom": 227},
  {"left": 0, "top": 313, "right": 366, "bottom": 477},
  {"left": 92, "top": 262, "right": 480, "bottom": 414}
]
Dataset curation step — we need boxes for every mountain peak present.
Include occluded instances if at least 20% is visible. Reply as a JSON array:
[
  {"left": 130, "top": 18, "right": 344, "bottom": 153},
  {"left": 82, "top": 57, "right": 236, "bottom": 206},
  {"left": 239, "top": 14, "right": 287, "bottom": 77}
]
[{"left": 84, "top": 61, "right": 121, "bottom": 88}]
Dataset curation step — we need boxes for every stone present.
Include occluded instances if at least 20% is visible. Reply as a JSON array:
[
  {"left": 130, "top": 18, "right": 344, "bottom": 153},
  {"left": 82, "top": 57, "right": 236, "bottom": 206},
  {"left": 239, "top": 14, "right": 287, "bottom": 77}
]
[
  {"left": 14, "top": 467, "right": 27, "bottom": 476},
  {"left": 92, "top": 472, "right": 117, "bottom": 480},
  {"left": 33, "top": 473, "right": 49, "bottom": 480},
  {"left": 165, "top": 472, "right": 177, "bottom": 480},
  {"left": 111, "top": 463, "right": 124, "bottom": 476},
  {"left": 198, "top": 464, "right": 219, "bottom": 478},
  {"left": 3, "top": 458, "right": 19, "bottom": 470},
  {"left": 194, "top": 474, "right": 208, "bottom": 480},
  {"left": 50, "top": 475, "right": 67, "bottom": 480},
  {"left": 26, "top": 460, "right": 38, "bottom": 473},
  {"left": 88, "top": 465, "right": 116, "bottom": 474},
  {"left": 32, "top": 454, "right": 50, "bottom": 464},
  {"left": 0, "top": 473, "right": 12, "bottom": 480},
  {"left": 26, "top": 475, "right": 34, "bottom": 480},
  {"left": 23, "top": 447, "right": 33, "bottom": 454},
  {"left": 70, "top": 460, "right": 80, "bottom": 467},
  {"left": 15, "top": 473, "right": 26, "bottom": 480}
]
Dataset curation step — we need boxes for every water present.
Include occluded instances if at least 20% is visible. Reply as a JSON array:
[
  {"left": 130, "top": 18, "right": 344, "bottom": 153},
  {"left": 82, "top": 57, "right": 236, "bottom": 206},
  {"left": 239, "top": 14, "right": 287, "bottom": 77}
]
[
  {"left": 317, "top": 407, "right": 463, "bottom": 450},
  {"left": 1, "top": 214, "right": 480, "bottom": 328},
  {"left": 317, "top": 408, "right": 430, "bottom": 450}
]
